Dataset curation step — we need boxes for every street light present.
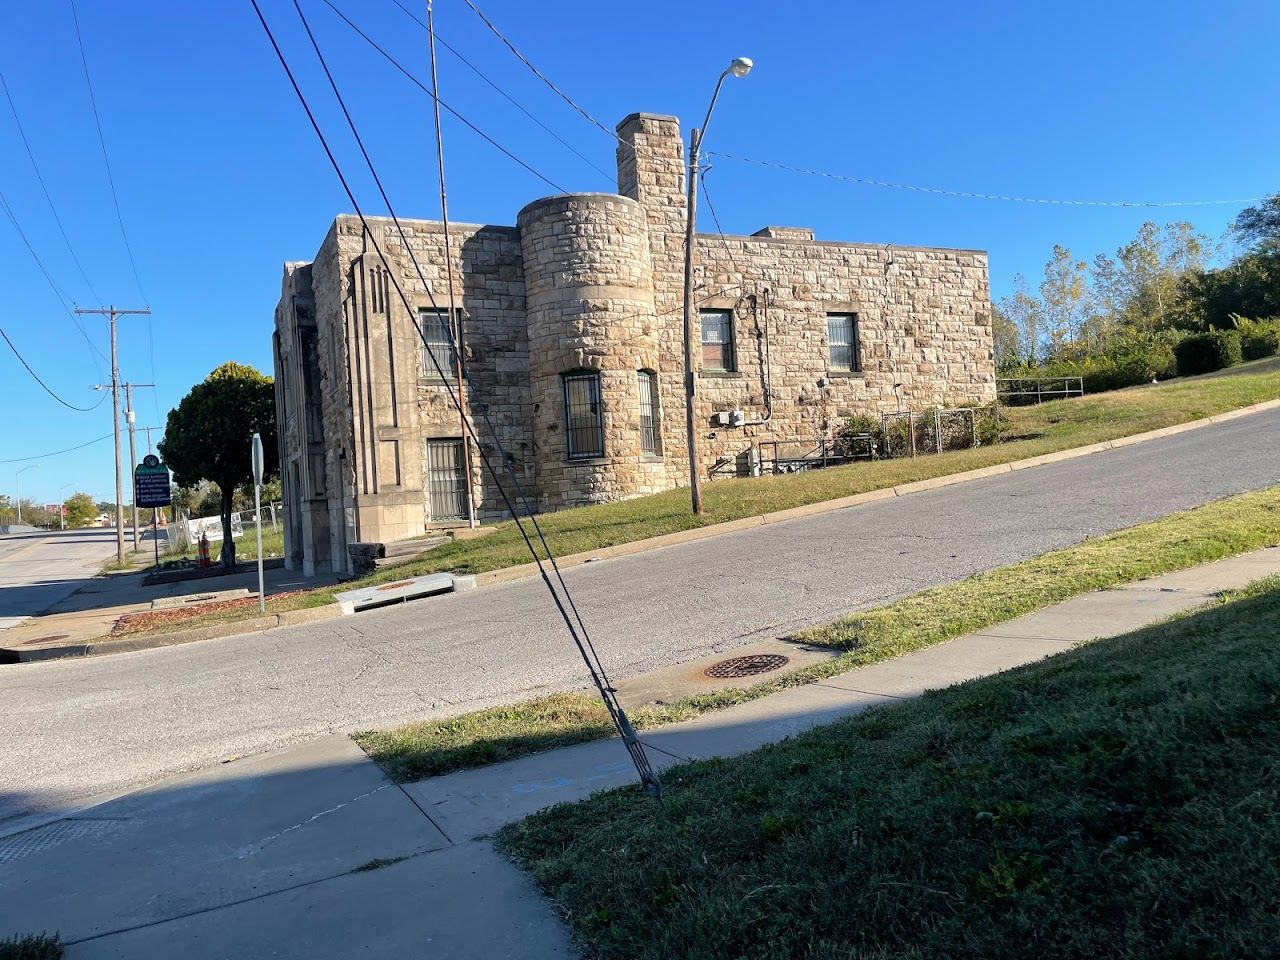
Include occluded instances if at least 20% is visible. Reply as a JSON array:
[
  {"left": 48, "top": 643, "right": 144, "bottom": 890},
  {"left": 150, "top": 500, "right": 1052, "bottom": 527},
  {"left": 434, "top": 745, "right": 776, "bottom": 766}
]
[
  {"left": 15, "top": 465, "right": 37, "bottom": 525},
  {"left": 58, "top": 482, "right": 76, "bottom": 531},
  {"left": 681, "top": 56, "right": 753, "bottom": 516}
]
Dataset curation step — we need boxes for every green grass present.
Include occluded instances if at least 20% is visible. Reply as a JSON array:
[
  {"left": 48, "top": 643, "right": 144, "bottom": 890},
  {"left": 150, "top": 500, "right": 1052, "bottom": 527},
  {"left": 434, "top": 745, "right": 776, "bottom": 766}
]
[
  {"left": 354, "top": 484, "right": 1280, "bottom": 783},
  {"left": 498, "top": 578, "right": 1280, "bottom": 960},
  {"left": 353, "top": 361, "right": 1280, "bottom": 587},
  {"left": 163, "top": 521, "right": 285, "bottom": 564},
  {"left": 0, "top": 934, "right": 61, "bottom": 960},
  {"left": 123, "top": 366, "right": 1280, "bottom": 636}
]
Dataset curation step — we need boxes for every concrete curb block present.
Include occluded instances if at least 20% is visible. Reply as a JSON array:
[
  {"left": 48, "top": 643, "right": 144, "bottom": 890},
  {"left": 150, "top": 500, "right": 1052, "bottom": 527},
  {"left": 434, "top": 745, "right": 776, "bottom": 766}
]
[
  {"left": 10, "top": 396, "right": 1275, "bottom": 663},
  {"left": 472, "top": 397, "right": 1279, "bottom": 592},
  {"left": 2, "top": 604, "right": 346, "bottom": 663}
]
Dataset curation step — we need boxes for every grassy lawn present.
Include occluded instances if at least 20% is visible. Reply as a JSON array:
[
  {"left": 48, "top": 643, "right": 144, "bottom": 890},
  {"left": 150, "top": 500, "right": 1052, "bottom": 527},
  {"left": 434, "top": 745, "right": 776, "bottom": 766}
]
[
  {"left": 354, "top": 483, "right": 1280, "bottom": 782},
  {"left": 162, "top": 521, "right": 286, "bottom": 564},
  {"left": 118, "top": 365, "right": 1280, "bottom": 637},
  {"left": 498, "top": 577, "right": 1280, "bottom": 959}
]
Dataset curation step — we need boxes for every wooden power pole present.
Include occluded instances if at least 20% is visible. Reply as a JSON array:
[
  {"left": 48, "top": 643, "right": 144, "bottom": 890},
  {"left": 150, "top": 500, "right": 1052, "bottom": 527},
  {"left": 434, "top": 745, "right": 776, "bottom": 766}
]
[{"left": 77, "top": 305, "right": 151, "bottom": 564}]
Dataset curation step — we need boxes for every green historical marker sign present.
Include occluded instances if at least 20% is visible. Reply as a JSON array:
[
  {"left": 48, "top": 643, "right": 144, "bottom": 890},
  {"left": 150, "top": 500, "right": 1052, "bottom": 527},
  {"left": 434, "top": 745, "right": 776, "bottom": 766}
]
[{"left": 134, "top": 455, "right": 172, "bottom": 509}]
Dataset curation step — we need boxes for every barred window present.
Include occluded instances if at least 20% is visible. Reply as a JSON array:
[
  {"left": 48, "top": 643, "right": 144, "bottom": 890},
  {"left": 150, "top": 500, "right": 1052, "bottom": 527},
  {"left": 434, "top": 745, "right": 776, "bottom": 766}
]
[
  {"left": 419, "top": 308, "right": 459, "bottom": 379},
  {"left": 637, "top": 370, "right": 660, "bottom": 456},
  {"left": 563, "top": 371, "right": 604, "bottom": 460},
  {"left": 827, "top": 312, "right": 861, "bottom": 372},
  {"left": 700, "top": 309, "right": 736, "bottom": 372}
]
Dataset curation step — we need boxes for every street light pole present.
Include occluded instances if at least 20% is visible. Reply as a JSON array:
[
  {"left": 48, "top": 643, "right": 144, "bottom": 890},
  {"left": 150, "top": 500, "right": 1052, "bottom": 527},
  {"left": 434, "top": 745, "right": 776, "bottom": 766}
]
[
  {"left": 681, "top": 57, "right": 752, "bottom": 516},
  {"left": 15, "top": 465, "right": 37, "bottom": 525},
  {"left": 58, "top": 481, "right": 76, "bottom": 531}
]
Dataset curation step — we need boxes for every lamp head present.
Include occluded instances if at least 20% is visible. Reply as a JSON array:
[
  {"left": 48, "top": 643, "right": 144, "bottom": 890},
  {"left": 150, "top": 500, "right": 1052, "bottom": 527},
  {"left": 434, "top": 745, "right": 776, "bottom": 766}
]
[{"left": 729, "top": 57, "right": 753, "bottom": 78}]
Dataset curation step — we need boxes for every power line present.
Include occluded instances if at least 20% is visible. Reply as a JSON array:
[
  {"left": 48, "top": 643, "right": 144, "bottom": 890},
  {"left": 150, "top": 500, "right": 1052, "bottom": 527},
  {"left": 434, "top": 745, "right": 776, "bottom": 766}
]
[
  {"left": 0, "top": 70, "right": 102, "bottom": 303},
  {"left": 256, "top": 0, "right": 659, "bottom": 797},
  {"left": 384, "top": 0, "right": 613, "bottom": 183},
  {"left": 317, "top": 0, "right": 567, "bottom": 193},
  {"left": 704, "top": 150, "right": 1264, "bottom": 209},
  {"left": 69, "top": 0, "right": 149, "bottom": 303},
  {"left": 458, "top": 0, "right": 617, "bottom": 140},
  {"left": 0, "top": 431, "right": 112, "bottom": 464},
  {"left": 0, "top": 186, "right": 107, "bottom": 368},
  {"left": 0, "top": 326, "right": 105, "bottom": 412}
]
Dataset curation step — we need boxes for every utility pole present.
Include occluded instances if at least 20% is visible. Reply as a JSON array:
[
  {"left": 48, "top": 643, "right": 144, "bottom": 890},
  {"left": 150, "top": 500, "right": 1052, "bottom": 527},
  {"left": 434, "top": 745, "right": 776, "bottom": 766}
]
[
  {"left": 78, "top": 305, "right": 151, "bottom": 564},
  {"left": 123, "top": 382, "right": 154, "bottom": 549},
  {"left": 680, "top": 58, "right": 753, "bottom": 516},
  {"left": 426, "top": 0, "right": 477, "bottom": 529}
]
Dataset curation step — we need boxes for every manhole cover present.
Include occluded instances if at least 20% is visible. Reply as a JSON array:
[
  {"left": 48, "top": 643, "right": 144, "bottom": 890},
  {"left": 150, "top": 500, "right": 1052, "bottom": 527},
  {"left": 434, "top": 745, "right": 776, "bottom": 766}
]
[
  {"left": 22, "top": 634, "right": 69, "bottom": 646},
  {"left": 704, "top": 653, "right": 790, "bottom": 679}
]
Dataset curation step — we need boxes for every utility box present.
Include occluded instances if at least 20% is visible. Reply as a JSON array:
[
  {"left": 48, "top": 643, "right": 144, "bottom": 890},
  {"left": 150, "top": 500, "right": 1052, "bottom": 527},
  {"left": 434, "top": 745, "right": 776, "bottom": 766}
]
[
  {"left": 711, "top": 411, "right": 732, "bottom": 427},
  {"left": 736, "top": 446, "right": 761, "bottom": 478},
  {"left": 730, "top": 410, "right": 746, "bottom": 427}
]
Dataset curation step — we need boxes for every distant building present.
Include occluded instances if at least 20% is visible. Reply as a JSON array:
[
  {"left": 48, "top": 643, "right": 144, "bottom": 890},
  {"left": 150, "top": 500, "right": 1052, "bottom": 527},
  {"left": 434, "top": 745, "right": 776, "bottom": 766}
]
[{"left": 274, "top": 112, "right": 995, "bottom": 576}]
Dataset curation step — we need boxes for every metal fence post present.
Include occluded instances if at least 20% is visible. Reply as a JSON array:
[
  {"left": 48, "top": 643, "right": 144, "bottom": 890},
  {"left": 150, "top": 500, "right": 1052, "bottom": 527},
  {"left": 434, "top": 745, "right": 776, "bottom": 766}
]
[{"left": 934, "top": 408, "right": 943, "bottom": 454}]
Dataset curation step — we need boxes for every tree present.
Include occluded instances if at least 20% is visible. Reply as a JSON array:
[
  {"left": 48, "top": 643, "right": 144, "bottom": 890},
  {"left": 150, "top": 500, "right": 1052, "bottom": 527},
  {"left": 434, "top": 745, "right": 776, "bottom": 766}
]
[
  {"left": 1040, "top": 245, "right": 1089, "bottom": 355},
  {"left": 64, "top": 492, "right": 97, "bottom": 528},
  {"left": 159, "top": 362, "right": 277, "bottom": 568},
  {"left": 996, "top": 274, "right": 1046, "bottom": 363},
  {"left": 990, "top": 302, "right": 1021, "bottom": 371},
  {"left": 1233, "top": 194, "right": 1280, "bottom": 250}
]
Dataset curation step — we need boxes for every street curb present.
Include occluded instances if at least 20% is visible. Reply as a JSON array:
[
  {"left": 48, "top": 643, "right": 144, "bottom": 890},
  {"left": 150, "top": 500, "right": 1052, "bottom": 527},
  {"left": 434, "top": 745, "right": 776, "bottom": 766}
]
[
  {"left": 472, "top": 397, "right": 1280, "bottom": 590},
  {"left": 8, "top": 396, "right": 1277, "bottom": 663},
  {"left": 0, "top": 604, "right": 345, "bottom": 664}
]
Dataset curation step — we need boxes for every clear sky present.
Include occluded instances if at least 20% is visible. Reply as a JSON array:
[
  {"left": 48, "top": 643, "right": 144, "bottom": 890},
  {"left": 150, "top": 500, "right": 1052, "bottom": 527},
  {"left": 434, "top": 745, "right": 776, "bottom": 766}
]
[{"left": 2, "top": 0, "right": 1276, "bottom": 505}]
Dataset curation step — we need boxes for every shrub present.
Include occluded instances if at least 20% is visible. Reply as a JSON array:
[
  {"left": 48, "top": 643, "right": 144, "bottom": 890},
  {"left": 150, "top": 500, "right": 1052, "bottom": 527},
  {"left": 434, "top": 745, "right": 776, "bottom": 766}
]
[
  {"left": 1231, "top": 315, "right": 1280, "bottom": 361},
  {"left": 835, "top": 415, "right": 885, "bottom": 458},
  {"left": 1174, "top": 330, "right": 1243, "bottom": 377}
]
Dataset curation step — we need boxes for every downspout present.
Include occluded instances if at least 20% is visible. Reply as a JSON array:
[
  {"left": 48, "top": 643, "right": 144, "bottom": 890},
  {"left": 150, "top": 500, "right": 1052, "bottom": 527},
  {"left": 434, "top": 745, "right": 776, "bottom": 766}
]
[{"left": 742, "top": 288, "right": 774, "bottom": 426}]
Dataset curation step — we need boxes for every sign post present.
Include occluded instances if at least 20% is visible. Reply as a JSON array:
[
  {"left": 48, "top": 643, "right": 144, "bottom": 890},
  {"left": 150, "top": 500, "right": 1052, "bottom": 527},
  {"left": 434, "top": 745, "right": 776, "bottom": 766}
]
[
  {"left": 133, "top": 455, "right": 172, "bottom": 569},
  {"left": 252, "top": 433, "right": 265, "bottom": 613}
]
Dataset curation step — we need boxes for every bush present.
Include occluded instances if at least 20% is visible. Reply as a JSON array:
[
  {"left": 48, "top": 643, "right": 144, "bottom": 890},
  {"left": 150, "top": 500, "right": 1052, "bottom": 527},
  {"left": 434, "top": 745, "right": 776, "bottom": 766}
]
[
  {"left": 1232, "top": 315, "right": 1280, "bottom": 361},
  {"left": 1002, "top": 330, "right": 1181, "bottom": 401},
  {"left": 1174, "top": 330, "right": 1243, "bottom": 376}
]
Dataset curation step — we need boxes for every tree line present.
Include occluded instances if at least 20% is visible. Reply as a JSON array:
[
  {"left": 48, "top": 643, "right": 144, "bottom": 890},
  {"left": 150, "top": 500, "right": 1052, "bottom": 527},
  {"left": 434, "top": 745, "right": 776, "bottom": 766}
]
[{"left": 993, "top": 195, "right": 1280, "bottom": 382}]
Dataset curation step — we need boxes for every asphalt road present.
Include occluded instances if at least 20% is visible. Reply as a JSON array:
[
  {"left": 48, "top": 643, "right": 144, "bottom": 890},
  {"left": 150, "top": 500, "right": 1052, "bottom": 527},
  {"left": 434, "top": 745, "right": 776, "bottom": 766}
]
[
  {"left": 3, "top": 410, "right": 1279, "bottom": 829},
  {"left": 0, "top": 527, "right": 121, "bottom": 627}
]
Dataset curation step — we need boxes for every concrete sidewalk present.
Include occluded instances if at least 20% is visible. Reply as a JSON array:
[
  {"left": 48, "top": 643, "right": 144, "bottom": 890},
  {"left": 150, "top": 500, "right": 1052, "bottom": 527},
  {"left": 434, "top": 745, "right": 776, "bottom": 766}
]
[{"left": 2, "top": 547, "right": 1277, "bottom": 957}]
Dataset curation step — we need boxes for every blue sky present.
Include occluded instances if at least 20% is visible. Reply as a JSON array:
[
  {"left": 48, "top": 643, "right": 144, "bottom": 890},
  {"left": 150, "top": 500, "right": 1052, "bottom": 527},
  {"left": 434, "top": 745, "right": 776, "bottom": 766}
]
[{"left": 2, "top": 0, "right": 1276, "bottom": 504}]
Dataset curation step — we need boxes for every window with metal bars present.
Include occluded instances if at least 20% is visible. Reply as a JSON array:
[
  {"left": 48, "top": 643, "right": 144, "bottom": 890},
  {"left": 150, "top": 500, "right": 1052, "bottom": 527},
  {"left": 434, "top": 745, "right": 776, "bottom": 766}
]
[
  {"left": 563, "top": 371, "right": 604, "bottom": 460},
  {"left": 419, "top": 308, "right": 459, "bottom": 380},
  {"left": 637, "top": 370, "right": 660, "bottom": 456},
  {"left": 700, "top": 308, "right": 736, "bottom": 372},
  {"left": 827, "top": 312, "right": 861, "bottom": 372}
]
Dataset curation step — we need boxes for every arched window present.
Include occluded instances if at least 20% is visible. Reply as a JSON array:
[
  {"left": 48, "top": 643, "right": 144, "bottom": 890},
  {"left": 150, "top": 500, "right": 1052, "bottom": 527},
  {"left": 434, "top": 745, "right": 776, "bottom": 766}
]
[
  {"left": 562, "top": 371, "right": 604, "bottom": 460},
  {"left": 637, "top": 370, "right": 660, "bottom": 456}
]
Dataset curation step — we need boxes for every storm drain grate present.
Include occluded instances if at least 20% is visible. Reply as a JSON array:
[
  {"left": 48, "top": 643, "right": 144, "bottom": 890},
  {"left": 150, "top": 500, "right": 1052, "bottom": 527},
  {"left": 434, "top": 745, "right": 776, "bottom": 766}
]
[
  {"left": 0, "top": 818, "right": 125, "bottom": 864},
  {"left": 704, "top": 653, "right": 791, "bottom": 679}
]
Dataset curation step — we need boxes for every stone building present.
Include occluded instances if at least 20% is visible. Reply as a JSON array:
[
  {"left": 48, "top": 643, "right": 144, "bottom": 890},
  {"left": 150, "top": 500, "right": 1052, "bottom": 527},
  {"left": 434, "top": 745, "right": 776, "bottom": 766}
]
[{"left": 273, "top": 112, "right": 995, "bottom": 576}]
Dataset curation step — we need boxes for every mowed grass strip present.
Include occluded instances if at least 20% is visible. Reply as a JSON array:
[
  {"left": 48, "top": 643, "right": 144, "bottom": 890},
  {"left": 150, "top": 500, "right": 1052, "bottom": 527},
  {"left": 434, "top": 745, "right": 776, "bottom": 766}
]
[
  {"left": 360, "top": 363, "right": 1280, "bottom": 585},
  {"left": 354, "top": 484, "right": 1280, "bottom": 783},
  {"left": 498, "top": 578, "right": 1280, "bottom": 960},
  {"left": 123, "top": 363, "right": 1280, "bottom": 637}
]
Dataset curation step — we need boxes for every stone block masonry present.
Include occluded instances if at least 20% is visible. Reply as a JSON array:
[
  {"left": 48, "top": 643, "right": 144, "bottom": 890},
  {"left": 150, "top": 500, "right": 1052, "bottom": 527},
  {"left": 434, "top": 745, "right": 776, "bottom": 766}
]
[{"left": 273, "top": 111, "right": 994, "bottom": 576}]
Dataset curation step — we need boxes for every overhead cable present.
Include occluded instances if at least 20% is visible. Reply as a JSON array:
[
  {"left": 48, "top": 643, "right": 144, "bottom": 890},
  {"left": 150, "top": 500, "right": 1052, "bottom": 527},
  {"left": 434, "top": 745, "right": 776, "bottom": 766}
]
[
  {"left": 0, "top": 327, "right": 105, "bottom": 412},
  {"left": 253, "top": 0, "right": 660, "bottom": 797},
  {"left": 0, "top": 431, "right": 112, "bottom": 463},
  {"left": 384, "top": 0, "right": 613, "bottom": 183},
  {"left": 704, "top": 150, "right": 1263, "bottom": 209},
  {"left": 317, "top": 0, "right": 567, "bottom": 193}
]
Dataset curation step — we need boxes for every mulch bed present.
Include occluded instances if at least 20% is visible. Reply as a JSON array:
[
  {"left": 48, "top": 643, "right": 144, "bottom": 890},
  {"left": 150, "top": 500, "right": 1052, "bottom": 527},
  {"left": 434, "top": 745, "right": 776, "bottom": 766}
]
[{"left": 111, "top": 591, "right": 306, "bottom": 637}]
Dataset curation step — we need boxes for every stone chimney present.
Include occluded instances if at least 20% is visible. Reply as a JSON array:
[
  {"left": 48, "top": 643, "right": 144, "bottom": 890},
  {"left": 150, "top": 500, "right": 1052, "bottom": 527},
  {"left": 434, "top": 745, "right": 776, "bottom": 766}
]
[{"left": 616, "top": 113, "right": 686, "bottom": 314}]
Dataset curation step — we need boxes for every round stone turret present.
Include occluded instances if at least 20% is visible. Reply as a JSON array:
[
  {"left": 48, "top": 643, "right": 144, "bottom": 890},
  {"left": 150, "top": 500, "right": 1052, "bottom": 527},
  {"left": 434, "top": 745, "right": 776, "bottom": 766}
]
[{"left": 517, "top": 193, "right": 668, "bottom": 509}]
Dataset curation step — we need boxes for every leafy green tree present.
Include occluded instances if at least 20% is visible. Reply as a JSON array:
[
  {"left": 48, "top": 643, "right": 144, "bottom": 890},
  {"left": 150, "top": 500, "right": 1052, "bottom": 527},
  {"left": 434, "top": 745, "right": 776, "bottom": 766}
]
[
  {"left": 64, "top": 492, "right": 97, "bottom": 528},
  {"left": 1233, "top": 194, "right": 1280, "bottom": 250},
  {"left": 159, "top": 362, "right": 277, "bottom": 567},
  {"left": 990, "top": 302, "right": 1022, "bottom": 371},
  {"left": 1040, "top": 245, "right": 1089, "bottom": 355},
  {"left": 996, "top": 274, "right": 1046, "bottom": 363}
]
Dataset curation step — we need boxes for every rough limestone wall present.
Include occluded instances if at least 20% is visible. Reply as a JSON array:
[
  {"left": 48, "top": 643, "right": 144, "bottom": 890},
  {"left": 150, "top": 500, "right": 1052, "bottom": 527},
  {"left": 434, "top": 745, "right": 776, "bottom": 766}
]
[
  {"left": 616, "top": 114, "right": 689, "bottom": 492},
  {"left": 689, "top": 234, "right": 995, "bottom": 473},
  {"left": 332, "top": 216, "right": 532, "bottom": 526},
  {"left": 517, "top": 194, "right": 667, "bottom": 510}
]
